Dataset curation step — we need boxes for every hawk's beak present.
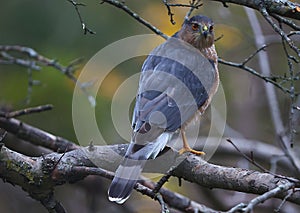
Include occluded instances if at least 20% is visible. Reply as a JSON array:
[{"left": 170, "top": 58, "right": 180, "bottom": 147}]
[{"left": 201, "top": 25, "right": 209, "bottom": 38}]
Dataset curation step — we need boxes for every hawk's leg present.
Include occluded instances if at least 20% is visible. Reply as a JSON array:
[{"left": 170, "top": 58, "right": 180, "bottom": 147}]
[{"left": 179, "top": 130, "right": 205, "bottom": 155}]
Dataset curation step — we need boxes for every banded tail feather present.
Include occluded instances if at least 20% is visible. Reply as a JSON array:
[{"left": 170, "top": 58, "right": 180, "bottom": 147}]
[{"left": 108, "top": 133, "right": 172, "bottom": 203}]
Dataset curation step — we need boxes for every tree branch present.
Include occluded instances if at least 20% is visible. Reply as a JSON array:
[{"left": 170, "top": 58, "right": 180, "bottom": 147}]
[
  {"left": 0, "top": 142, "right": 299, "bottom": 213},
  {"left": 171, "top": 154, "right": 300, "bottom": 205},
  {"left": 0, "top": 117, "right": 79, "bottom": 152},
  {"left": 211, "top": 0, "right": 300, "bottom": 20}
]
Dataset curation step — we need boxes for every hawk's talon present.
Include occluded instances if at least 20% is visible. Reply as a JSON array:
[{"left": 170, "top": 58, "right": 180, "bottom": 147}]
[{"left": 179, "top": 147, "right": 205, "bottom": 156}]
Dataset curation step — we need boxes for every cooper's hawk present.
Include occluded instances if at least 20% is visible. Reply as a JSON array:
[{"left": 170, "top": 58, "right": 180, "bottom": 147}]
[{"left": 108, "top": 15, "right": 219, "bottom": 204}]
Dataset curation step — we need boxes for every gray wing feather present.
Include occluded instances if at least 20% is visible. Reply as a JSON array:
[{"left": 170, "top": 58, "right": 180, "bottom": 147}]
[{"left": 132, "top": 37, "right": 216, "bottom": 142}]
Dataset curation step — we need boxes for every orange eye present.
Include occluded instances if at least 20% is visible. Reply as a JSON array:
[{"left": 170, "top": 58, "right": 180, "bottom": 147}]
[{"left": 191, "top": 23, "right": 199, "bottom": 31}]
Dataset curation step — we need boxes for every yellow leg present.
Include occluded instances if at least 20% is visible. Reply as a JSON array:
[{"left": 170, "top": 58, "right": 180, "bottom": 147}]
[{"left": 178, "top": 130, "right": 205, "bottom": 155}]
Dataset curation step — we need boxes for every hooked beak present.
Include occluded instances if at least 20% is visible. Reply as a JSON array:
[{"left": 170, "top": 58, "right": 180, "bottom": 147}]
[{"left": 201, "top": 25, "right": 209, "bottom": 38}]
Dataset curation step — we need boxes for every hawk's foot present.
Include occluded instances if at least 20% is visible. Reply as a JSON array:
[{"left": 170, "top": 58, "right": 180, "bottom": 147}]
[{"left": 179, "top": 147, "right": 205, "bottom": 156}]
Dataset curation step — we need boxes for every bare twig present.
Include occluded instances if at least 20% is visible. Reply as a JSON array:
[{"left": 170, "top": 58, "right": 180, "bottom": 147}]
[
  {"left": 0, "top": 50, "right": 41, "bottom": 70},
  {"left": 163, "top": 0, "right": 203, "bottom": 25},
  {"left": 101, "top": 0, "right": 169, "bottom": 40},
  {"left": 153, "top": 169, "right": 172, "bottom": 194},
  {"left": 26, "top": 67, "right": 36, "bottom": 104},
  {"left": 278, "top": 20, "right": 298, "bottom": 147},
  {"left": 226, "top": 138, "right": 269, "bottom": 173},
  {"left": 214, "top": 34, "right": 224, "bottom": 42},
  {"left": 272, "top": 14, "right": 300, "bottom": 31},
  {"left": 259, "top": 6, "right": 300, "bottom": 57},
  {"left": 239, "top": 182, "right": 295, "bottom": 212},
  {"left": 166, "top": 2, "right": 203, "bottom": 8},
  {"left": 218, "top": 58, "right": 297, "bottom": 95},
  {"left": 242, "top": 44, "right": 268, "bottom": 66},
  {"left": 0, "top": 104, "right": 53, "bottom": 119},
  {"left": 275, "top": 189, "right": 296, "bottom": 212},
  {"left": 67, "top": 0, "right": 96, "bottom": 34},
  {"left": 0, "top": 45, "right": 96, "bottom": 106},
  {"left": 185, "top": 0, "right": 202, "bottom": 20},
  {"left": 163, "top": 0, "right": 176, "bottom": 25},
  {"left": 135, "top": 183, "right": 169, "bottom": 213},
  {"left": 0, "top": 46, "right": 80, "bottom": 79},
  {"left": 226, "top": 138, "right": 299, "bottom": 184}
]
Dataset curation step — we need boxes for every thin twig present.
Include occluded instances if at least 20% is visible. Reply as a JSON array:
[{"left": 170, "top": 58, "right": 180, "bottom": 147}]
[
  {"left": 214, "top": 34, "right": 224, "bottom": 42},
  {"left": 228, "top": 183, "right": 295, "bottom": 212},
  {"left": 272, "top": 14, "right": 300, "bottom": 31},
  {"left": 274, "top": 190, "right": 295, "bottom": 212},
  {"left": 156, "top": 193, "right": 169, "bottom": 213},
  {"left": 259, "top": 6, "right": 300, "bottom": 57},
  {"left": 163, "top": 0, "right": 176, "bottom": 25},
  {"left": 0, "top": 45, "right": 95, "bottom": 106},
  {"left": 162, "top": 0, "right": 203, "bottom": 25},
  {"left": 0, "top": 45, "right": 80, "bottom": 81},
  {"left": 240, "top": 182, "right": 295, "bottom": 212},
  {"left": 226, "top": 138, "right": 269, "bottom": 173},
  {"left": 279, "top": 21, "right": 297, "bottom": 147},
  {"left": 101, "top": 0, "right": 168, "bottom": 40},
  {"left": 135, "top": 183, "right": 169, "bottom": 213},
  {"left": 242, "top": 44, "right": 268, "bottom": 66},
  {"left": 0, "top": 51, "right": 41, "bottom": 70},
  {"left": 226, "top": 138, "right": 300, "bottom": 184},
  {"left": 153, "top": 168, "right": 173, "bottom": 194},
  {"left": 0, "top": 104, "right": 53, "bottom": 118},
  {"left": 67, "top": 0, "right": 96, "bottom": 34},
  {"left": 73, "top": 166, "right": 172, "bottom": 212},
  {"left": 218, "top": 58, "right": 298, "bottom": 95},
  {"left": 185, "top": 0, "right": 202, "bottom": 20}
]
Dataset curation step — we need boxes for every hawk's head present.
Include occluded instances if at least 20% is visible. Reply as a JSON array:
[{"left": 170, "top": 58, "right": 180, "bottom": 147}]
[{"left": 178, "top": 15, "right": 215, "bottom": 49}]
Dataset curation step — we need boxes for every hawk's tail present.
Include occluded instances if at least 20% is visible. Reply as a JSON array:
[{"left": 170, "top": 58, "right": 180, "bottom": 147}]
[
  {"left": 108, "top": 133, "right": 172, "bottom": 204},
  {"left": 108, "top": 156, "right": 145, "bottom": 204}
]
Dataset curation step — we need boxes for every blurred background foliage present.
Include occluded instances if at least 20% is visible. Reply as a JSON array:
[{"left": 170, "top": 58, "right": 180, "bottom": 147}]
[{"left": 0, "top": 0, "right": 299, "bottom": 212}]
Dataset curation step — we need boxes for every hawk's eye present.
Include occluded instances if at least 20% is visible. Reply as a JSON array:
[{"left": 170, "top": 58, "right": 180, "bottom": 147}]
[
  {"left": 209, "top": 25, "right": 214, "bottom": 32},
  {"left": 191, "top": 23, "right": 199, "bottom": 31}
]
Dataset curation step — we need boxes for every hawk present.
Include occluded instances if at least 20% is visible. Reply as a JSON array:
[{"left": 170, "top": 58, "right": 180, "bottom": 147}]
[{"left": 108, "top": 15, "right": 219, "bottom": 204}]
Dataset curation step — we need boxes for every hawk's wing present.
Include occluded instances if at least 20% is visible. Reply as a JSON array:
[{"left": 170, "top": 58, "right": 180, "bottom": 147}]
[{"left": 132, "top": 37, "right": 217, "bottom": 144}]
